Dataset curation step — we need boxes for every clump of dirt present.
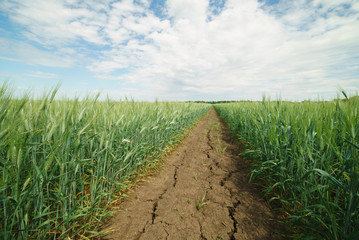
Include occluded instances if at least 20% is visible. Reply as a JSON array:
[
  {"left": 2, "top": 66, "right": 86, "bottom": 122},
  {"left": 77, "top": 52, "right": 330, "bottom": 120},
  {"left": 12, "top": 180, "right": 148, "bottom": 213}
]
[{"left": 101, "top": 108, "right": 283, "bottom": 240}]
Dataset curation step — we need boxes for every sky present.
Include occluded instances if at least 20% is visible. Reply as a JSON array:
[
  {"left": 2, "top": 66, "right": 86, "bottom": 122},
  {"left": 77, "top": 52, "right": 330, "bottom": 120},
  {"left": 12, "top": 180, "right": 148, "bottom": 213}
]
[{"left": 0, "top": 0, "right": 358, "bottom": 101}]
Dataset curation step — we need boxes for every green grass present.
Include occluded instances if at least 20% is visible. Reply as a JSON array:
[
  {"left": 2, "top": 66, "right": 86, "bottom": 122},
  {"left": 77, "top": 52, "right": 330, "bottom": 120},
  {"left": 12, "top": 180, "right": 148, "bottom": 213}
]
[
  {"left": 196, "top": 193, "right": 209, "bottom": 210},
  {"left": 215, "top": 95, "right": 359, "bottom": 240},
  {"left": 0, "top": 84, "right": 210, "bottom": 239}
]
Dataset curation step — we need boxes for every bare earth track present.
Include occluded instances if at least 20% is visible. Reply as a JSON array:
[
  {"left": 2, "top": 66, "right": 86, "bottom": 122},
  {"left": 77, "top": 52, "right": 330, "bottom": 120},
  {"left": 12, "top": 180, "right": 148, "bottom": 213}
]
[{"left": 102, "top": 108, "right": 283, "bottom": 240}]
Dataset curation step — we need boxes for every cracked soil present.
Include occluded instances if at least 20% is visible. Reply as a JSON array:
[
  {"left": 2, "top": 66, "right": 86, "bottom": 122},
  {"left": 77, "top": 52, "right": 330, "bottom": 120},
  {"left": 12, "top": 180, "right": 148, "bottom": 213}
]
[{"left": 102, "top": 108, "right": 283, "bottom": 240}]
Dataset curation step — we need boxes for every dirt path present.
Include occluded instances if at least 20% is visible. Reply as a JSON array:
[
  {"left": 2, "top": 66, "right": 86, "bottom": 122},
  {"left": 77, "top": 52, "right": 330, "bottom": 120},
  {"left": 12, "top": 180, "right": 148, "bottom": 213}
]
[{"left": 102, "top": 108, "right": 282, "bottom": 240}]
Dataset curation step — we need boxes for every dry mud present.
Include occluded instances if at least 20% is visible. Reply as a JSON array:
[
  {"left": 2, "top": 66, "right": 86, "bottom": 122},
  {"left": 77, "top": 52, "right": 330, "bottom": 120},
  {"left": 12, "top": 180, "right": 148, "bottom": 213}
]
[{"left": 102, "top": 108, "right": 283, "bottom": 240}]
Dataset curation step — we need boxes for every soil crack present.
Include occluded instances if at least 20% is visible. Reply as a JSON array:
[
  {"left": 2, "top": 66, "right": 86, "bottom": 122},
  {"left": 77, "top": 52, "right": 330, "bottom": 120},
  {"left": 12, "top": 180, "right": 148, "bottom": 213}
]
[
  {"left": 199, "top": 222, "right": 208, "bottom": 240},
  {"left": 164, "top": 229, "right": 170, "bottom": 240},
  {"left": 135, "top": 221, "right": 148, "bottom": 240},
  {"left": 207, "top": 129, "right": 214, "bottom": 150},
  {"left": 159, "top": 188, "right": 167, "bottom": 199},
  {"left": 151, "top": 202, "right": 158, "bottom": 224},
  {"left": 173, "top": 166, "right": 178, "bottom": 187},
  {"left": 228, "top": 206, "right": 238, "bottom": 240}
]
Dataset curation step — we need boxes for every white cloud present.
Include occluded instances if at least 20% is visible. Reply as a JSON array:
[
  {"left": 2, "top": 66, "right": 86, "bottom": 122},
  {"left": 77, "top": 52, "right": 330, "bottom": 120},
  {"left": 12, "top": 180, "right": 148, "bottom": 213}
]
[
  {"left": 1, "top": 0, "right": 107, "bottom": 46},
  {"left": 26, "top": 71, "right": 58, "bottom": 79},
  {"left": 0, "top": 0, "right": 358, "bottom": 100},
  {"left": 0, "top": 38, "right": 75, "bottom": 68},
  {"left": 167, "top": 0, "right": 208, "bottom": 25},
  {"left": 0, "top": 55, "right": 20, "bottom": 62}
]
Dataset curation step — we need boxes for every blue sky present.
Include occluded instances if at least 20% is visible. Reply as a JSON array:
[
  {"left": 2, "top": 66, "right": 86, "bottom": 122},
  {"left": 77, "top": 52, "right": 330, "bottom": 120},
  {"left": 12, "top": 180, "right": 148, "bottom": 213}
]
[{"left": 0, "top": 0, "right": 358, "bottom": 101}]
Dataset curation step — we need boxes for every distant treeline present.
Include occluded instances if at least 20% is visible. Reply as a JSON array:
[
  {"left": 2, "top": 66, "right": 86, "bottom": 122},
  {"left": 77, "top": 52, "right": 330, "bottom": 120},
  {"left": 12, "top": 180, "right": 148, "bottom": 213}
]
[
  {"left": 186, "top": 96, "right": 359, "bottom": 104},
  {"left": 186, "top": 100, "right": 248, "bottom": 104}
]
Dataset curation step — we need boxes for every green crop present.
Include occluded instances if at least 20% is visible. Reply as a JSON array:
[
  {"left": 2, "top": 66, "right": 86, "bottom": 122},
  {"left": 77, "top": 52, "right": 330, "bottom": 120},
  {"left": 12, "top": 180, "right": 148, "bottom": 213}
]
[
  {"left": 215, "top": 95, "right": 359, "bottom": 240},
  {"left": 0, "top": 84, "right": 210, "bottom": 239}
]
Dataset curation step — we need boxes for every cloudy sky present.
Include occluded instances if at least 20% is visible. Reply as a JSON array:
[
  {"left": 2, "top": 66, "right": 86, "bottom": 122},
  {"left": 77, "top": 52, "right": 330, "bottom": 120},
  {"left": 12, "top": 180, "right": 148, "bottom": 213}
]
[{"left": 0, "top": 0, "right": 358, "bottom": 101}]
